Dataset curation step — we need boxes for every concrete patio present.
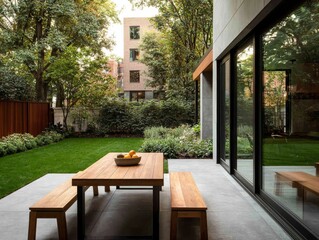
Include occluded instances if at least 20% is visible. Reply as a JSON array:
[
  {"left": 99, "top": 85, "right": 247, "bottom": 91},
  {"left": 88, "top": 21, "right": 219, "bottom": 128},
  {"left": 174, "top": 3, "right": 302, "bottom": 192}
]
[{"left": 0, "top": 159, "right": 292, "bottom": 240}]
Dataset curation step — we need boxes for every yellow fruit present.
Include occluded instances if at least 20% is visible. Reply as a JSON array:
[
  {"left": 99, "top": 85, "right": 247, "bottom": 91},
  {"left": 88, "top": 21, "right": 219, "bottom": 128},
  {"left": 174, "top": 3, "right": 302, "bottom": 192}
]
[
  {"left": 132, "top": 154, "right": 139, "bottom": 158},
  {"left": 124, "top": 154, "right": 131, "bottom": 159},
  {"left": 129, "top": 150, "right": 136, "bottom": 156}
]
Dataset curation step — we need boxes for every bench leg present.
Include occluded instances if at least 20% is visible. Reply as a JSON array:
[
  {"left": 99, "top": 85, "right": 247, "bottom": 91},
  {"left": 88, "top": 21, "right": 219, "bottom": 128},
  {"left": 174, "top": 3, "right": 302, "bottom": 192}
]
[
  {"left": 28, "top": 211, "right": 37, "bottom": 240},
  {"left": 93, "top": 186, "right": 99, "bottom": 196},
  {"left": 56, "top": 212, "right": 68, "bottom": 240},
  {"left": 105, "top": 186, "right": 110, "bottom": 192},
  {"left": 200, "top": 211, "right": 208, "bottom": 240},
  {"left": 170, "top": 211, "right": 178, "bottom": 240},
  {"left": 274, "top": 174, "right": 282, "bottom": 196}
]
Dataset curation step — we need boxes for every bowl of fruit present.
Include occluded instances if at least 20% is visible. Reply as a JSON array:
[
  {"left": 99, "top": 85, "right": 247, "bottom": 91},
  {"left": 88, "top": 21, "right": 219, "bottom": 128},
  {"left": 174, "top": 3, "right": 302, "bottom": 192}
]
[{"left": 114, "top": 150, "right": 141, "bottom": 166}]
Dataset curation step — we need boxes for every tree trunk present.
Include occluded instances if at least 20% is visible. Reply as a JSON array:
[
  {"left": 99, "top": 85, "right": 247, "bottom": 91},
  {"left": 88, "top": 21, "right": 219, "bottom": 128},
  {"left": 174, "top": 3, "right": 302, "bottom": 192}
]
[
  {"left": 35, "top": 75, "right": 46, "bottom": 101},
  {"left": 56, "top": 83, "right": 64, "bottom": 107}
]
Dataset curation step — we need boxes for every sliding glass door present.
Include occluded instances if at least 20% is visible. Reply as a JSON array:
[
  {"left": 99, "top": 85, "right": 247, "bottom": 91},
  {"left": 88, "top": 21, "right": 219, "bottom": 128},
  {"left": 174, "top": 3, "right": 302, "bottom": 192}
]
[
  {"left": 261, "top": 1, "right": 319, "bottom": 236},
  {"left": 235, "top": 43, "right": 254, "bottom": 183}
]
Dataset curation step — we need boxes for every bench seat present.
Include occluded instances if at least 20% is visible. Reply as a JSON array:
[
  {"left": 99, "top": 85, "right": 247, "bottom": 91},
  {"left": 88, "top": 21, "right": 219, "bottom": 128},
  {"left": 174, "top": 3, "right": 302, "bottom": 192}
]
[
  {"left": 170, "top": 172, "right": 208, "bottom": 240},
  {"left": 275, "top": 171, "right": 319, "bottom": 197},
  {"left": 28, "top": 176, "right": 101, "bottom": 240}
]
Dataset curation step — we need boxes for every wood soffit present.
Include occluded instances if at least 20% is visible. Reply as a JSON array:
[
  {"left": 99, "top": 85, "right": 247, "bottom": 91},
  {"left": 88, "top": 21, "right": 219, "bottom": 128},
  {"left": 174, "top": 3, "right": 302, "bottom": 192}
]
[{"left": 192, "top": 48, "right": 213, "bottom": 81}]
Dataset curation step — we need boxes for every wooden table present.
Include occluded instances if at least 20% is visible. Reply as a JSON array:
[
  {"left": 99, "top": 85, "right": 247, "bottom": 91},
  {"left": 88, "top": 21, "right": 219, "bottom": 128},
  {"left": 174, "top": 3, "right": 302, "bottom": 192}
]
[{"left": 72, "top": 152, "right": 164, "bottom": 240}]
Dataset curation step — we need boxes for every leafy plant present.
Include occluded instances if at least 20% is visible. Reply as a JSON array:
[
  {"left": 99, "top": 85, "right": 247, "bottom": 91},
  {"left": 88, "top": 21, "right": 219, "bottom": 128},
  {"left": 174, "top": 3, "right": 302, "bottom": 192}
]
[
  {"left": 140, "top": 125, "right": 213, "bottom": 158},
  {"left": 139, "top": 137, "right": 181, "bottom": 159},
  {"left": 0, "top": 131, "right": 64, "bottom": 158},
  {"left": 0, "top": 142, "right": 7, "bottom": 157}
]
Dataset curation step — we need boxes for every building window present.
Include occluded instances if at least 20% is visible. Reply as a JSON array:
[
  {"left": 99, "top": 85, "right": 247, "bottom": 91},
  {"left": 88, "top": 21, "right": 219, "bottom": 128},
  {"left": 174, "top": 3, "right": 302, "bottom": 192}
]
[
  {"left": 261, "top": 1, "right": 319, "bottom": 237},
  {"left": 130, "top": 49, "right": 140, "bottom": 61},
  {"left": 130, "top": 70, "right": 140, "bottom": 83},
  {"left": 130, "top": 26, "right": 140, "bottom": 39},
  {"left": 130, "top": 91, "right": 145, "bottom": 101}
]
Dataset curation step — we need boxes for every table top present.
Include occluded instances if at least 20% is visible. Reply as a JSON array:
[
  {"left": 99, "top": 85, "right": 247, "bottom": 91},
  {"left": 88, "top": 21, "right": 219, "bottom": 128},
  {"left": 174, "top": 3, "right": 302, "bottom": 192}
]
[{"left": 72, "top": 152, "right": 164, "bottom": 187}]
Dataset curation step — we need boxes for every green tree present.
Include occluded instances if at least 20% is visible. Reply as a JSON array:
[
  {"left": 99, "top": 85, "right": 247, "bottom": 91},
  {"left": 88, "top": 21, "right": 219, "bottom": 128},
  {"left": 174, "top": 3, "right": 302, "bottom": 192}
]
[
  {"left": 0, "top": 0, "right": 118, "bottom": 101},
  {"left": 139, "top": 31, "right": 169, "bottom": 93},
  {"left": 48, "top": 46, "right": 117, "bottom": 130},
  {"left": 130, "top": 0, "right": 213, "bottom": 101},
  {"left": 0, "top": 65, "right": 34, "bottom": 100}
]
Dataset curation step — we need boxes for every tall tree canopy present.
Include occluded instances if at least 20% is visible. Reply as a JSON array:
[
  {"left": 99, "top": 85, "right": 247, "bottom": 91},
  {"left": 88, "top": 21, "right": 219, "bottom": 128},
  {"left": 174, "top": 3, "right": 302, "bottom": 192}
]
[
  {"left": 0, "top": 0, "right": 118, "bottom": 101},
  {"left": 130, "top": 0, "right": 213, "bottom": 101},
  {"left": 48, "top": 46, "right": 117, "bottom": 130}
]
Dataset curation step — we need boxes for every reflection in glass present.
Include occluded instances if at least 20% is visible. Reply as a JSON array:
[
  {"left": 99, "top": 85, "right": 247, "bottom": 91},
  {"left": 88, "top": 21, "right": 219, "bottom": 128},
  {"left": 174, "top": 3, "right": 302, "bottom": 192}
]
[
  {"left": 236, "top": 44, "right": 254, "bottom": 183},
  {"left": 220, "top": 59, "right": 231, "bottom": 165},
  {"left": 130, "top": 26, "right": 140, "bottom": 39},
  {"left": 262, "top": 1, "right": 319, "bottom": 237}
]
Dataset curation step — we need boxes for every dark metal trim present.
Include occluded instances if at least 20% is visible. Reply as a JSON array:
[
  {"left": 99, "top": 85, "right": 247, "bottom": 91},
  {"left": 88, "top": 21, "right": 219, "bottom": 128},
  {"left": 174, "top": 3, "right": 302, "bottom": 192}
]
[
  {"left": 77, "top": 186, "right": 85, "bottom": 240},
  {"left": 253, "top": 33, "right": 262, "bottom": 194},
  {"left": 153, "top": 186, "right": 160, "bottom": 240}
]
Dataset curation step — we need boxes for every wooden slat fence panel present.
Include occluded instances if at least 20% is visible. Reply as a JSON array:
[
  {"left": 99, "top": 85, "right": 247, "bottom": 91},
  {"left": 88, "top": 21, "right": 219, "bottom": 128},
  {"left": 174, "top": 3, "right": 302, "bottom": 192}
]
[{"left": 0, "top": 101, "right": 51, "bottom": 138}]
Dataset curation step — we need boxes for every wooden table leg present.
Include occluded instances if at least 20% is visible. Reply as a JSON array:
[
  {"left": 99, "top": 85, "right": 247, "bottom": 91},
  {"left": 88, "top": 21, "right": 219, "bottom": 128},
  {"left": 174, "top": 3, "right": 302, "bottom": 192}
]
[
  {"left": 153, "top": 186, "right": 160, "bottom": 240},
  {"left": 77, "top": 186, "right": 85, "bottom": 240}
]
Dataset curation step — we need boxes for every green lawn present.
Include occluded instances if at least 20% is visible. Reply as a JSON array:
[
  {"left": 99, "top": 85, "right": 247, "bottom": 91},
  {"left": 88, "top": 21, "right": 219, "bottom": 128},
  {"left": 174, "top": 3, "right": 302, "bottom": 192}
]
[
  {"left": 0, "top": 137, "right": 149, "bottom": 199},
  {"left": 263, "top": 137, "right": 319, "bottom": 166}
]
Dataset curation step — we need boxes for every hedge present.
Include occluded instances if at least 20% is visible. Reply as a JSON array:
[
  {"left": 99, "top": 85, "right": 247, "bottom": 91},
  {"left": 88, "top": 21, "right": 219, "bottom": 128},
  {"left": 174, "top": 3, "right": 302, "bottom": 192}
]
[{"left": 98, "top": 99, "right": 195, "bottom": 134}]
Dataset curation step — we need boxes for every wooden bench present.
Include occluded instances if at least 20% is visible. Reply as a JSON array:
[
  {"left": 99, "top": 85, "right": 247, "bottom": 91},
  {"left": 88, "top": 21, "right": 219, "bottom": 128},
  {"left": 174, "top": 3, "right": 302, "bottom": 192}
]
[
  {"left": 298, "top": 180, "right": 319, "bottom": 199},
  {"left": 275, "top": 171, "right": 319, "bottom": 197},
  {"left": 170, "top": 172, "right": 208, "bottom": 240},
  {"left": 28, "top": 175, "right": 105, "bottom": 240}
]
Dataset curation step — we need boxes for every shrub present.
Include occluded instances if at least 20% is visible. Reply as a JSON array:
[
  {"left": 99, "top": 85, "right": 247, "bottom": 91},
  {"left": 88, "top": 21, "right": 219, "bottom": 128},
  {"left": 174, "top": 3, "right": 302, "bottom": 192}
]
[
  {"left": 0, "top": 142, "right": 7, "bottom": 157},
  {"left": 21, "top": 134, "right": 37, "bottom": 149},
  {"left": 139, "top": 137, "right": 181, "bottom": 159},
  {"left": 3, "top": 134, "right": 27, "bottom": 152},
  {"left": 98, "top": 99, "right": 132, "bottom": 134},
  {"left": 98, "top": 99, "right": 195, "bottom": 135},
  {"left": 0, "top": 131, "right": 64, "bottom": 158},
  {"left": 6, "top": 142, "right": 18, "bottom": 154},
  {"left": 35, "top": 131, "right": 63, "bottom": 146},
  {"left": 180, "top": 139, "right": 213, "bottom": 158},
  {"left": 140, "top": 125, "right": 213, "bottom": 159}
]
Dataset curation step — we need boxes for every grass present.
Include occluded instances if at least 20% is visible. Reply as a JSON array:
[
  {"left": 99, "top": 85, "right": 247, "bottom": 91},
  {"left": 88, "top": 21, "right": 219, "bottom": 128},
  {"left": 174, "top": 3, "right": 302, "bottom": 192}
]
[
  {"left": 263, "top": 137, "right": 319, "bottom": 166},
  {"left": 0, "top": 137, "right": 169, "bottom": 199}
]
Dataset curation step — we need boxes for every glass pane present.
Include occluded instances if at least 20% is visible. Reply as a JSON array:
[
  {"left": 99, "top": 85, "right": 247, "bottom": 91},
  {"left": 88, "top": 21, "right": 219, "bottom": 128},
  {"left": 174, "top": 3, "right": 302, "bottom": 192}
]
[
  {"left": 220, "top": 59, "right": 231, "bottom": 165},
  {"left": 262, "top": 1, "right": 319, "bottom": 236},
  {"left": 236, "top": 44, "right": 254, "bottom": 183},
  {"left": 130, "top": 49, "right": 140, "bottom": 61},
  {"left": 130, "top": 26, "right": 140, "bottom": 39},
  {"left": 130, "top": 71, "right": 140, "bottom": 83}
]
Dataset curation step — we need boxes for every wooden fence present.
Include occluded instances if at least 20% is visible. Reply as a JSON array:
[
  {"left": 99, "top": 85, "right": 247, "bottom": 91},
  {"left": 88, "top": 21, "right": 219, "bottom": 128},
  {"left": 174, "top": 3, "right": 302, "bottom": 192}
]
[{"left": 0, "top": 101, "right": 52, "bottom": 138}]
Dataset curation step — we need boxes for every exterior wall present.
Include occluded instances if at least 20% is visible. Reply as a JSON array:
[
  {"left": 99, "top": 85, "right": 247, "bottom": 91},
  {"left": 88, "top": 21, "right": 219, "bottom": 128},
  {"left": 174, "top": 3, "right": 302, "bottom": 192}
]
[
  {"left": 212, "top": 0, "right": 283, "bottom": 160},
  {"left": 213, "top": 0, "right": 281, "bottom": 59},
  {"left": 123, "top": 18, "right": 154, "bottom": 95},
  {"left": 107, "top": 59, "right": 118, "bottom": 78},
  {"left": 200, "top": 72, "right": 213, "bottom": 139}
]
